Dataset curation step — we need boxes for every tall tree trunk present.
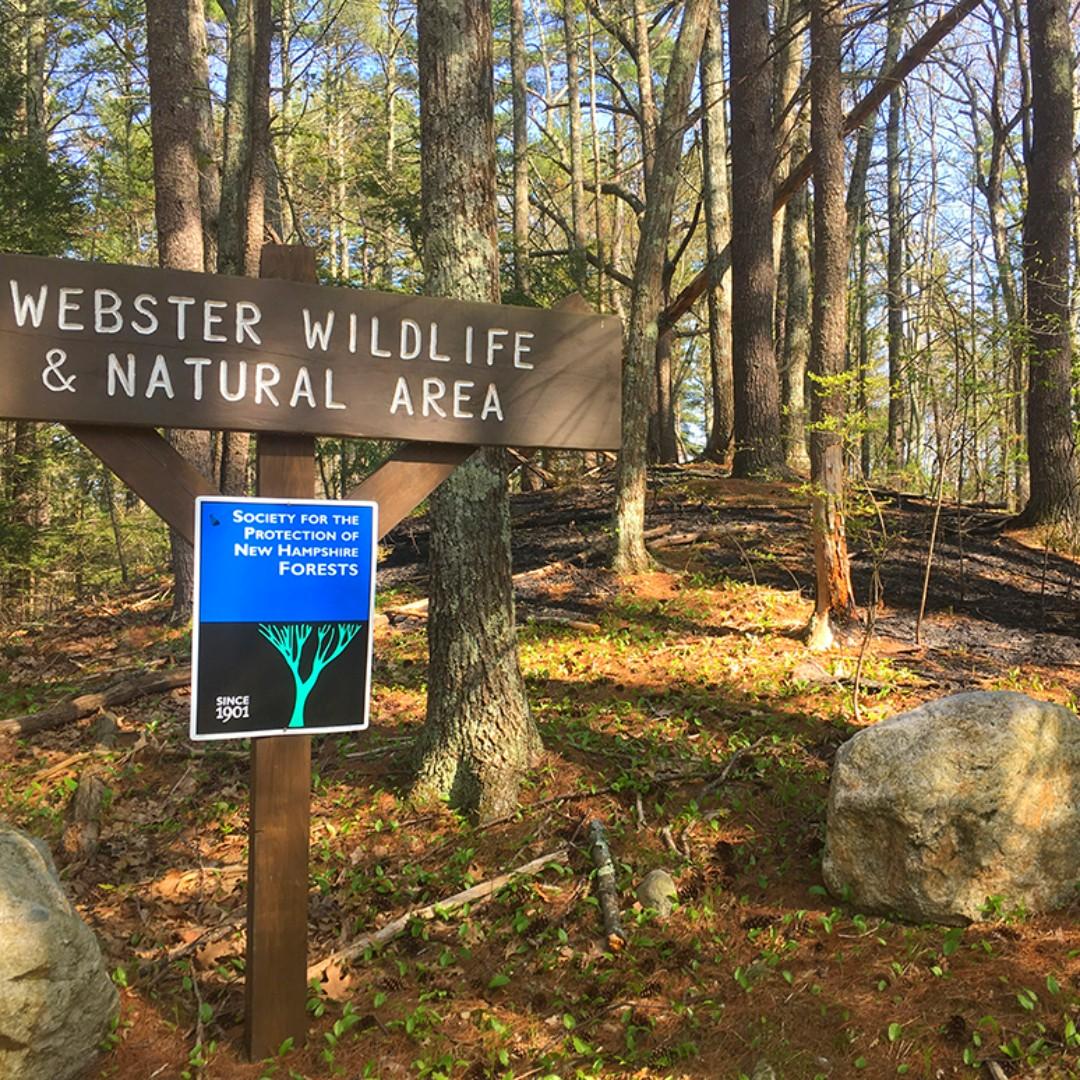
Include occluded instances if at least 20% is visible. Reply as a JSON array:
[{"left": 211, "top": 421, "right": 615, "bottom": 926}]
[
  {"left": 278, "top": 0, "right": 296, "bottom": 241},
  {"left": 563, "top": 0, "right": 587, "bottom": 292},
  {"left": 147, "top": 0, "right": 214, "bottom": 620},
  {"left": 510, "top": 0, "right": 530, "bottom": 298},
  {"left": 410, "top": 0, "right": 538, "bottom": 823},
  {"left": 701, "top": 7, "right": 734, "bottom": 464},
  {"left": 632, "top": 0, "right": 657, "bottom": 191},
  {"left": 586, "top": 6, "right": 605, "bottom": 314},
  {"left": 613, "top": 0, "right": 711, "bottom": 573},
  {"left": 977, "top": 4, "right": 1025, "bottom": 507},
  {"left": 845, "top": 0, "right": 903, "bottom": 256},
  {"left": 885, "top": 0, "right": 908, "bottom": 466},
  {"left": 1018, "top": 0, "right": 1080, "bottom": 525},
  {"left": 806, "top": 0, "right": 855, "bottom": 650},
  {"left": 729, "top": 0, "right": 784, "bottom": 476},
  {"left": 772, "top": 0, "right": 804, "bottom": 275},
  {"left": 219, "top": 0, "right": 270, "bottom": 277},
  {"left": 855, "top": 209, "right": 871, "bottom": 478},
  {"left": 191, "top": 2, "right": 218, "bottom": 271},
  {"left": 780, "top": 117, "right": 811, "bottom": 472},
  {"left": 655, "top": 321, "right": 678, "bottom": 463},
  {"left": 217, "top": 0, "right": 271, "bottom": 495}
]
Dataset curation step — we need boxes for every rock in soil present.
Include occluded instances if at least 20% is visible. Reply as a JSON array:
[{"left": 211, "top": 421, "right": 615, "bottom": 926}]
[
  {"left": 823, "top": 691, "right": 1080, "bottom": 924},
  {"left": 0, "top": 825, "right": 118, "bottom": 1079},
  {"left": 636, "top": 868, "right": 679, "bottom": 917}
]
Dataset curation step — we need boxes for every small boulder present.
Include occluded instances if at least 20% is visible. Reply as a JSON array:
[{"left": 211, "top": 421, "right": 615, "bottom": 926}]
[
  {"left": 0, "top": 825, "right": 118, "bottom": 1079},
  {"left": 636, "top": 868, "right": 678, "bottom": 917},
  {"left": 823, "top": 691, "right": 1080, "bottom": 924}
]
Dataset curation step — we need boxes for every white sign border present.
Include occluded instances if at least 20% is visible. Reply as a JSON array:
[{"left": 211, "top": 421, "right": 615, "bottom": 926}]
[{"left": 190, "top": 494, "right": 379, "bottom": 742}]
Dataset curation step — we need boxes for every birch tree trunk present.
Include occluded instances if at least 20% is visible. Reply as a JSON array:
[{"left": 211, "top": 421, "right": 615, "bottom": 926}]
[{"left": 410, "top": 0, "right": 539, "bottom": 823}]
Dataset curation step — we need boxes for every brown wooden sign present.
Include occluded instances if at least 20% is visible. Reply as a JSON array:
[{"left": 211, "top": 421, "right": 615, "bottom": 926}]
[{"left": 0, "top": 252, "right": 622, "bottom": 449}]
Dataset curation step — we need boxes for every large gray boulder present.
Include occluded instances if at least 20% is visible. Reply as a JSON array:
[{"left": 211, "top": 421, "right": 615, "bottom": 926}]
[
  {"left": 823, "top": 691, "right": 1080, "bottom": 924},
  {"left": 0, "top": 825, "right": 118, "bottom": 1079}
]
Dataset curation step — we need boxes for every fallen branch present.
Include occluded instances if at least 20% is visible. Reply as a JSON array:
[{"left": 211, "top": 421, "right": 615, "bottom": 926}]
[
  {"left": 0, "top": 667, "right": 191, "bottom": 737},
  {"left": 702, "top": 737, "right": 769, "bottom": 799},
  {"left": 587, "top": 819, "right": 626, "bottom": 950},
  {"left": 308, "top": 847, "right": 569, "bottom": 980}
]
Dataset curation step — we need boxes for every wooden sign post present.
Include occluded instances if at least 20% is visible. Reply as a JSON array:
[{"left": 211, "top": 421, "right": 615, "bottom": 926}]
[{"left": 0, "top": 245, "right": 621, "bottom": 1059}]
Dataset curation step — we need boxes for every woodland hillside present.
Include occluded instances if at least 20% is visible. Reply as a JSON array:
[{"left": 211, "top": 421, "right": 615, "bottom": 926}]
[{"left": 1, "top": 474, "right": 1079, "bottom": 1077}]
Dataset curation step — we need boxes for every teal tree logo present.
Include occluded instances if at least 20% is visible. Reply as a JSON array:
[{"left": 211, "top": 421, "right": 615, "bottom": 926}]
[{"left": 257, "top": 623, "right": 364, "bottom": 728}]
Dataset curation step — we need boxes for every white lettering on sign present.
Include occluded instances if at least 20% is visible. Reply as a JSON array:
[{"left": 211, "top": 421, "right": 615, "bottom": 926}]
[
  {"left": 132, "top": 294, "right": 158, "bottom": 334},
  {"left": 102, "top": 352, "right": 349, "bottom": 412},
  {"left": 9, "top": 280, "right": 47, "bottom": 328},
  {"left": 58, "top": 288, "right": 84, "bottom": 330},
  {"left": 388, "top": 376, "right": 502, "bottom": 421},
  {"left": 8, "top": 282, "right": 268, "bottom": 345},
  {"left": 94, "top": 289, "right": 123, "bottom": 333},
  {"left": 215, "top": 695, "right": 250, "bottom": 722},
  {"left": 185, "top": 357, "right": 212, "bottom": 400},
  {"left": 1, "top": 257, "right": 628, "bottom": 451},
  {"left": 302, "top": 308, "right": 335, "bottom": 351}
]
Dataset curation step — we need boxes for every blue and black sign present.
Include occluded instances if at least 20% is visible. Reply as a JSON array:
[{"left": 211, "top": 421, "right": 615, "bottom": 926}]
[{"left": 191, "top": 496, "right": 378, "bottom": 741}]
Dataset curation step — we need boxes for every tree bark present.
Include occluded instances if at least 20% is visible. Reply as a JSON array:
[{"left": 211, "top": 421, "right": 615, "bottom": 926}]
[
  {"left": 729, "top": 0, "right": 784, "bottom": 476},
  {"left": 410, "top": 0, "right": 538, "bottom": 823},
  {"left": 780, "top": 116, "right": 810, "bottom": 473},
  {"left": 1017, "top": 0, "right": 1080, "bottom": 525},
  {"left": 563, "top": 0, "right": 587, "bottom": 293},
  {"left": 772, "top": 0, "right": 804, "bottom": 275},
  {"left": 217, "top": 0, "right": 272, "bottom": 495},
  {"left": 806, "top": 0, "right": 855, "bottom": 650},
  {"left": 147, "top": 0, "right": 214, "bottom": 620},
  {"left": 700, "top": 7, "right": 733, "bottom": 464},
  {"left": 219, "top": 0, "right": 271, "bottom": 278},
  {"left": 886, "top": 0, "right": 908, "bottom": 466},
  {"left": 613, "top": 0, "right": 711, "bottom": 573},
  {"left": 632, "top": 0, "right": 657, "bottom": 192},
  {"left": 191, "top": 2, "right": 218, "bottom": 272}
]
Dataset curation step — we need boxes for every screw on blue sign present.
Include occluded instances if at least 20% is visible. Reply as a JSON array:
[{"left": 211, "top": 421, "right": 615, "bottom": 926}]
[{"left": 191, "top": 496, "right": 377, "bottom": 740}]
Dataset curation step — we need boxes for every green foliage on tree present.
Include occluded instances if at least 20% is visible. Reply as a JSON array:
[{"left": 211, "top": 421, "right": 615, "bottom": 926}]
[{"left": 0, "top": 47, "right": 83, "bottom": 256}]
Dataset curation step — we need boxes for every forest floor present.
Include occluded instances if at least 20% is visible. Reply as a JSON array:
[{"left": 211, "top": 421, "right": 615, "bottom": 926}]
[{"left": 1, "top": 464, "right": 1079, "bottom": 1080}]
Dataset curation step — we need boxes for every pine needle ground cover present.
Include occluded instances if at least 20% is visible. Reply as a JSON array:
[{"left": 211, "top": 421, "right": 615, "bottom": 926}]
[{"left": 1, "top": 472, "right": 1078, "bottom": 1079}]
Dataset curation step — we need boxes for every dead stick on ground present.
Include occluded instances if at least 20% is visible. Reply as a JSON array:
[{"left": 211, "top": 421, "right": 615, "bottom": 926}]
[
  {"left": 587, "top": 819, "right": 626, "bottom": 950},
  {"left": 0, "top": 667, "right": 191, "bottom": 737},
  {"left": 701, "top": 737, "right": 768, "bottom": 797},
  {"left": 308, "top": 848, "right": 569, "bottom": 980}
]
